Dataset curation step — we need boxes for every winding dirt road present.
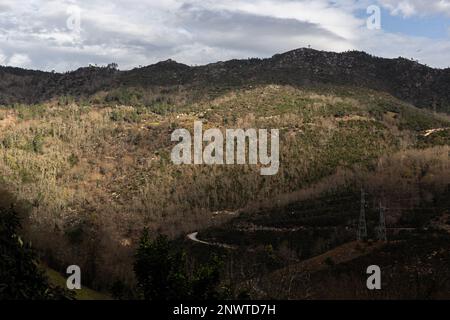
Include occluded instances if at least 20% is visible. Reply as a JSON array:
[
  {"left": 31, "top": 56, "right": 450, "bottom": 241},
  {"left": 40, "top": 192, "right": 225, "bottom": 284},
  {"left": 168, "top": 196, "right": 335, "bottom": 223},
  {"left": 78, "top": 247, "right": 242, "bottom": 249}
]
[{"left": 186, "top": 232, "right": 236, "bottom": 250}]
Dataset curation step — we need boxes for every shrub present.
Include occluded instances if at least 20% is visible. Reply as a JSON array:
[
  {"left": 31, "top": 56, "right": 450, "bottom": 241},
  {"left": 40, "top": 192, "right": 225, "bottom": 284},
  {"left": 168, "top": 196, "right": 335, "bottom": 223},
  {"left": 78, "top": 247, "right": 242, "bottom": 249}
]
[
  {"left": 110, "top": 109, "right": 141, "bottom": 123},
  {"left": 68, "top": 153, "right": 79, "bottom": 167},
  {"left": 324, "top": 257, "right": 335, "bottom": 266},
  {"left": 32, "top": 133, "right": 44, "bottom": 154}
]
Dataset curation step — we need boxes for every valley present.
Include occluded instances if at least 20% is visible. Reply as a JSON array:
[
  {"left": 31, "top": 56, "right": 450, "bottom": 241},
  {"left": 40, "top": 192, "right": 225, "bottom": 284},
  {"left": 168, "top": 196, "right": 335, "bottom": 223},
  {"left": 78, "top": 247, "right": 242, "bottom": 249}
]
[{"left": 1, "top": 49, "right": 449, "bottom": 299}]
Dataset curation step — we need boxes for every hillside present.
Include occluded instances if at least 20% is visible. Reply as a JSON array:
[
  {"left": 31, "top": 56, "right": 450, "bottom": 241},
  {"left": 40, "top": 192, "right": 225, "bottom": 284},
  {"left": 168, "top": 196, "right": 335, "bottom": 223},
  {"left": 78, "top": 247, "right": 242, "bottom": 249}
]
[
  {"left": 0, "top": 81, "right": 449, "bottom": 296},
  {"left": 1, "top": 48, "right": 450, "bottom": 113}
]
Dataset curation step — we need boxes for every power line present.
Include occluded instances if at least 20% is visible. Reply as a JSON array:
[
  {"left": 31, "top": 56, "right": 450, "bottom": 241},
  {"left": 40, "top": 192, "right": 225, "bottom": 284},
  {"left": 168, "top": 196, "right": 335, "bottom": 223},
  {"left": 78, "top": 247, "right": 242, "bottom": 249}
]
[
  {"left": 357, "top": 188, "right": 367, "bottom": 241},
  {"left": 377, "top": 201, "right": 387, "bottom": 241}
]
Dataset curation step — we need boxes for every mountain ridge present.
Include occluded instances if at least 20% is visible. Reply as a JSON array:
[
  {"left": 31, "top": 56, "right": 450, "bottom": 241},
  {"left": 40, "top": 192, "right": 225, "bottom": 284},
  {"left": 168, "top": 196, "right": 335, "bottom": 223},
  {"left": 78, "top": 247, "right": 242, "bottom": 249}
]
[{"left": 1, "top": 48, "right": 449, "bottom": 113}]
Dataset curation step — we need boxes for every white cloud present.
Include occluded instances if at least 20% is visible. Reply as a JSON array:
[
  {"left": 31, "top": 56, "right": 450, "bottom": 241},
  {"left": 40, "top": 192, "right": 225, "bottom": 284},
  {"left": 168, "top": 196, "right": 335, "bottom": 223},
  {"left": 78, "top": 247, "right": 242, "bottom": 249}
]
[
  {"left": 8, "top": 53, "right": 32, "bottom": 67},
  {"left": 378, "top": 0, "right": 450, "bottom": 17},
  {"left": 0, "top": 0, "right": 448, "bottom": 71},
  {"left": 0, "top": 52, "right": 6, "bottom": 65},
  {"left": 358, "top": 28, "right": 450, "bottom": 67},
  {"left": 185, "top": 0, "right": 364, "bottom": 40}
]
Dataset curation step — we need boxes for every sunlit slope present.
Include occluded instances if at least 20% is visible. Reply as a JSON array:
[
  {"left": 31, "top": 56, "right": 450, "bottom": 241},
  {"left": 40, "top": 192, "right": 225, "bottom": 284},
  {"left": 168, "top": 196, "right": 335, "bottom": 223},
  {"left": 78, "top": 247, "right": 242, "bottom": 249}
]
[{"left": 0, "top": 85, "right": 448, "bottom": 290}]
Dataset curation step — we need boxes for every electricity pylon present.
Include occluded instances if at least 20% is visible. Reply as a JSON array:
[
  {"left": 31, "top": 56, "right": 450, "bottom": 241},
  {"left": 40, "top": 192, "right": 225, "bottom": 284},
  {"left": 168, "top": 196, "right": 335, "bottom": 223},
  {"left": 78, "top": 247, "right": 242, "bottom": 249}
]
[
  {"left": 357, "top": 188, "right": 367, "bottom": 241},
  {"left": 378, "top": 202, "right": 387, "bottom": 241}
]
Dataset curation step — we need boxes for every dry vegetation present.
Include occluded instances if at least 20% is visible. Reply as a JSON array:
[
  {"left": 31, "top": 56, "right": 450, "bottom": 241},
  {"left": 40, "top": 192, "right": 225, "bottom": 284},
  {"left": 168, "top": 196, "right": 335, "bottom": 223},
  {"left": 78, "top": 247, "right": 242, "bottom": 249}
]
[{"left": 0, "top": 85, "right": 448, "bottom": 292}]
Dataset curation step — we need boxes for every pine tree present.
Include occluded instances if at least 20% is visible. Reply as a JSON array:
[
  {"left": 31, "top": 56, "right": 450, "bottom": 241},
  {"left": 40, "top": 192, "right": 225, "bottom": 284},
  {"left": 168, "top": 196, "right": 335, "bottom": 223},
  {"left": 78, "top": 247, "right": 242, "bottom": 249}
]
[
  {"left": 133, "top": 230, "right": 190, "bottom": 300},
  {"left": 133, "top": 229, "right": 230, "bottom": 300}
]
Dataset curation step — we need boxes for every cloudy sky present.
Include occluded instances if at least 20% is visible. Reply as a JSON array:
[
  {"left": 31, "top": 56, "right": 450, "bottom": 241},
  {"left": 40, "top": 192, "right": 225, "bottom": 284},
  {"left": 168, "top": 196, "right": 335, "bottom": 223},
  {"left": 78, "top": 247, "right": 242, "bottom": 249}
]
[{"left": 0, "top": 0, "right": 449, "bottom": 71}]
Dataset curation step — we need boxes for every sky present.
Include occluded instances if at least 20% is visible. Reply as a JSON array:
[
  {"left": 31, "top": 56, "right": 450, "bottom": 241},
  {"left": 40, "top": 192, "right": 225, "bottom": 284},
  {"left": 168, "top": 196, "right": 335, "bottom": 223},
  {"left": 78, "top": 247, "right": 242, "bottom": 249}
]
[{"left": 0, "top": 0, "right": 449, "bottom": 72}]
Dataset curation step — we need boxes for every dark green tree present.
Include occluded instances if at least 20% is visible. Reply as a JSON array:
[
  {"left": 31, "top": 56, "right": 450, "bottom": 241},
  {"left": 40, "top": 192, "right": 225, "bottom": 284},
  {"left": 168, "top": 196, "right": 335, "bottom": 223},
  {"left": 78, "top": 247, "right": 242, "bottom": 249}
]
[
  {"left": 134, "top": 230, "right": 190, "bottom": 300},
  {"left": 0, "top": 189, "right": 68, "bottom": 300},
  {"left": 134, "top": 229, "right": 230, "bottom": 300},
  {"left": 191, "top": 255, "right": 229, "bottom": 300}
]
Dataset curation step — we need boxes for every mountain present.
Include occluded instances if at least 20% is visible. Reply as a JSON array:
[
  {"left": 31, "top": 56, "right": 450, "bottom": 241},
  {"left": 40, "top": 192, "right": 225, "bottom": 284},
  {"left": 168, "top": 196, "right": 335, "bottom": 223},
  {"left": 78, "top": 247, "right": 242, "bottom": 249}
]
[
  {"left": 1, "top": 48, "right": 449, "bottom": 113},
  {"left": 1, "top": 47, "right": 449, "bottom": 299}
]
